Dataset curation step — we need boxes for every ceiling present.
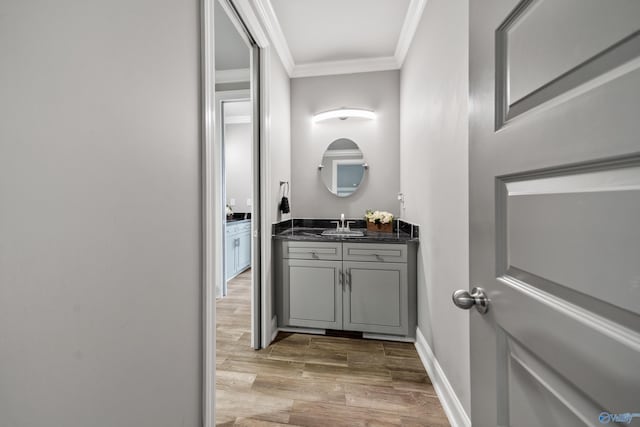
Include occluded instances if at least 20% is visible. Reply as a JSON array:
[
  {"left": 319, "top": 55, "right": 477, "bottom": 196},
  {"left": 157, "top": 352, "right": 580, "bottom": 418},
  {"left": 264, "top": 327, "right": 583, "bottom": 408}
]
[
  {"left": 260, "top": 0, "right": 426, "bottom": 77},
  {"left": 271, "top": 0, "right": 409, "bottom": 64}
]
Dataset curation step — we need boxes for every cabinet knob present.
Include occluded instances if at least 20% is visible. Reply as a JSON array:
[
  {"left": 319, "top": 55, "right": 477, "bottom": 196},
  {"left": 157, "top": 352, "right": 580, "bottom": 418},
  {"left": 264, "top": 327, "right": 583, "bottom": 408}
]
[{"left": 311, "top": 251, "right": 319, "bottom": 259}]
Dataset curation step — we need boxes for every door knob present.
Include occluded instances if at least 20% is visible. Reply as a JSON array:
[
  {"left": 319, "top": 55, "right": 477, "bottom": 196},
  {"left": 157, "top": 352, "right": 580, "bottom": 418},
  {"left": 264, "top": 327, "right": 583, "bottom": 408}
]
[{"left": 452, "top": 287, "right": 489, "bottom": 314}]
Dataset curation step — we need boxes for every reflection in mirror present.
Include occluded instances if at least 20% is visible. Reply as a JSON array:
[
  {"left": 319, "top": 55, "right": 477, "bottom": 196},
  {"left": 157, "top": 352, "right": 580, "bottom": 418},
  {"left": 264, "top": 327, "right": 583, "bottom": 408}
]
[{"left": 320, "top": 138, "right": 366, "bottom": 197}]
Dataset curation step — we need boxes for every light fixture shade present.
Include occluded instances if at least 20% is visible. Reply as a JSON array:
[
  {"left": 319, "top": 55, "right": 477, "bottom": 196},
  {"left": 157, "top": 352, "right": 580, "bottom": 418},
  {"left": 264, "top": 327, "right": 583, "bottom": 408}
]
[{"left": 312, "top": 108, "right": 376, "bottom": 123}]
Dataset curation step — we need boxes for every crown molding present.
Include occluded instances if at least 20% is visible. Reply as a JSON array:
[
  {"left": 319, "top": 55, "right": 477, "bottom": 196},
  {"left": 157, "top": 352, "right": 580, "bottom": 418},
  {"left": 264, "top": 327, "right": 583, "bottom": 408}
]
[
  {"left": 215, "top": 68, "right": 250, "bottom": 83},
  {"left": 245, "top": 0, "right": 425, "bottom": 79},
  {"left": 394, "top": 0, "right": 428, "bottom": 67},
  {"left": 252, "top": 0, "right": 295, "bottom": 75},
  {"left": 292, "top": 56, "right": 400, "bottom": 78}
]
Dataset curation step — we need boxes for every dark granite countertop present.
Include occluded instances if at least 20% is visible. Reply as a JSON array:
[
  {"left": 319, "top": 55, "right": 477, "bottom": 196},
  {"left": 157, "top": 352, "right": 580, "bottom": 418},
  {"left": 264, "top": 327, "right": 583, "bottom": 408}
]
[
  {"left": 273, "top": 226, "right": 418, "bottom": 244},
  {"left": 226, "top": 213, "right": 251, "bottom": 223}
]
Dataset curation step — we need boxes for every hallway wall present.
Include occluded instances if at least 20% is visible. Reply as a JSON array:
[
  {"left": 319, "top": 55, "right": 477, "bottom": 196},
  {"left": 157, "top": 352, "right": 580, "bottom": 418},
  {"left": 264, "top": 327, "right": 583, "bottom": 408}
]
[
  {"left": 0, "top": 1, "right": 202, "bottom": 426},
  {"left": 262, "top": 46, "right": 292, "bottom": 345},
  {"left": 400, "top": 0, "right": 471, "bottom": 419},
  {"left": 225, "top": 123, "right": 253, "bottom": 213}
]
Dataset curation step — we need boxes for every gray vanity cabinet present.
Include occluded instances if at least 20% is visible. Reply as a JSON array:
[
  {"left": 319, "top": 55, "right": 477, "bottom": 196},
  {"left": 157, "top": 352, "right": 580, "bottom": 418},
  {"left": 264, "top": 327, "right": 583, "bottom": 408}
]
[
  {"left": 278, "top": 240, "right": 416, "bottom": 337},
  {"left": 226, "top": 220, "right": 251, "bottom": 281}
]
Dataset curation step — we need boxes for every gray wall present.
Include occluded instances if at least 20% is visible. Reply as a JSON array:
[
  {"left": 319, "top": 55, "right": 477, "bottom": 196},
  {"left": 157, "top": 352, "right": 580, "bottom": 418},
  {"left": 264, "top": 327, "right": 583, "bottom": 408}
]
[
  {"left": 216, "top": 81, "right": 250, "bottom": 92},
  {"left": 268, "top": 55, "right": 292, "bottom": 226},
  {"left": 0, "top": 1, "right": 201, "bottom": 426},
  {"left": 291, "top": 71, "right": 400, "bottom": 219},
  {"left": 264, "top": 49, "right": 292, "bottom": 341},
  {"left": 225, "top": 123, "right": 252, "bottom": 213},
  {"left": 400, "top": 0, "right": 470, "bottom": 415}
]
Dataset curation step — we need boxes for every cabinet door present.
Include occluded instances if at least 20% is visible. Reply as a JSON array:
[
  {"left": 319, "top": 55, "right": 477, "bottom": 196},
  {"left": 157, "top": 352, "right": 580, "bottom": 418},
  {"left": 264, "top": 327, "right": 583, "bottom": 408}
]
[
  {"left": 237, "top": 230, "right": 251, "bottom": 271},
  {"left": 343, "top": 261, "right": 408, "bottom": 335},
  {"left": 283, "top": 259, "right": 343, "bottom": 329},
  {"left": 225, "top": 234, "right": 237, "bottom": 281}
]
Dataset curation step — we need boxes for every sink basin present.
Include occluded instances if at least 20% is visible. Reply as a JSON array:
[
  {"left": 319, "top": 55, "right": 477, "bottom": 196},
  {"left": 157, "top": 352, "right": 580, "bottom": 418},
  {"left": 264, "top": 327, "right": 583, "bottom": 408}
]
[{"left": 321, "top": 229, "right": 365, "bottom": 237}]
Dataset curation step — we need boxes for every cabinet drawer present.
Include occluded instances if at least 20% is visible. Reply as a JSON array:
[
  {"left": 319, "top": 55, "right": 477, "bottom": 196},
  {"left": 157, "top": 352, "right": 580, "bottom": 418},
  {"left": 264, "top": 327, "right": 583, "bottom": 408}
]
[
  {"left": 227, "top": 221, "right": 251, "bottom": 235},
  {"left": 343, "top": 243, "right": 407, "bottom": 263},
  {"left": 282, "top": 241, "right": 342, "bottom": 260}
]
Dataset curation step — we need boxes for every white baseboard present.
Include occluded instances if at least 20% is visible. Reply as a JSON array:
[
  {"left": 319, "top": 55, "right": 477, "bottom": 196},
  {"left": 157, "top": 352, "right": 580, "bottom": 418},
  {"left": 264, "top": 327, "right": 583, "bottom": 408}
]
[{"left": 414, "top": 327, "right": 471, "bottom": 427}]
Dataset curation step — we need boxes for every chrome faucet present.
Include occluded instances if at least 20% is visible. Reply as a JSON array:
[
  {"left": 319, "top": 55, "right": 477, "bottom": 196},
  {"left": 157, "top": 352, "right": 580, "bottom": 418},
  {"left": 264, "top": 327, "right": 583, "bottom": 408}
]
[{"left": 332, "top": 213, "right": 347, "bottom": 231}]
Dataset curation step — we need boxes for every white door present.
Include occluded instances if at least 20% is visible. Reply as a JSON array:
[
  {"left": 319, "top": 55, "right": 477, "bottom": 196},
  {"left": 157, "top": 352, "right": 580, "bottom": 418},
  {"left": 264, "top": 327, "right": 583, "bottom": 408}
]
[{"left": 466, "top": 1, "right": 640, "bottom": 426}]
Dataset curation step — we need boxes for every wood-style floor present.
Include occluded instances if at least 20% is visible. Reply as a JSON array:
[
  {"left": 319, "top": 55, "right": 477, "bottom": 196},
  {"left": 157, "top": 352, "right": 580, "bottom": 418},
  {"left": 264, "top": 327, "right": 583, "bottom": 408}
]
[{"left": 216, "top": 269, "right": 450, "bottom": 426}]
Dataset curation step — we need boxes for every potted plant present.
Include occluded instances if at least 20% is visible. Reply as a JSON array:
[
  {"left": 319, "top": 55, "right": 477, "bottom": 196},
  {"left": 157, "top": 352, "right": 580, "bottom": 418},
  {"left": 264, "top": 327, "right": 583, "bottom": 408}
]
[{"left": 365, "top": 210, "right": 394, "bottom": 233}]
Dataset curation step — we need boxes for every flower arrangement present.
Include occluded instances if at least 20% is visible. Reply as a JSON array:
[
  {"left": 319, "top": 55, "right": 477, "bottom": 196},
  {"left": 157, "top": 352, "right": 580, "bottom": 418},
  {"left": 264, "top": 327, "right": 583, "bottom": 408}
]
[
  {"left": 365, "top": 210, "right": 394, "bottom": 224},
  {"left": 365, "top": 210, "right": 394, "bottom": 233}
]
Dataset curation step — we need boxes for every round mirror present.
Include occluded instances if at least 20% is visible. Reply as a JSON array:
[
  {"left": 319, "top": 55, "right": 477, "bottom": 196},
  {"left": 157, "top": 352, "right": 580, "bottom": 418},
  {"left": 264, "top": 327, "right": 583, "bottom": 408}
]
[{"left": 320, "top": 138, "right": 366, "bottom": 197}]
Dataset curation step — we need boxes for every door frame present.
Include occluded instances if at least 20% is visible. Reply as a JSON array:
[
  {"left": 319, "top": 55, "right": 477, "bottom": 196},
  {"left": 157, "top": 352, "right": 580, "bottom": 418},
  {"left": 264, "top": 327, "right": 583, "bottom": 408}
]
[
  {"left": 201, "top": 1, "right": 216, "bottom": 425},
  {"left": 201, "top": 0, "right": 272, "bottom": 425},
  {"left": 231, "top": 0, "right": 280, "bottom": 348},
  {"left": 216, "top": 0, "right": 263, "bottom": 349}
]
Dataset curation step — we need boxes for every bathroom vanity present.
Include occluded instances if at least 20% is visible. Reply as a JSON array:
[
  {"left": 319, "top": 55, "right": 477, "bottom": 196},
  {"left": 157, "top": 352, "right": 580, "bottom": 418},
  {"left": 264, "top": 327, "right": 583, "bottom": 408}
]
[
  {"left": 273, "top": 220, "right": 419, "bottom": 339},
  {"left": 226, "top": 218, "right": 251, "bottom": 281}
]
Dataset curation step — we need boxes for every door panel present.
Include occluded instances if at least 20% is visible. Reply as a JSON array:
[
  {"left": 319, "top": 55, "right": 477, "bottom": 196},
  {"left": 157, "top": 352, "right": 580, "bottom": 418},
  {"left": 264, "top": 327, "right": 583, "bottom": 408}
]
[
  {"left": 504, "top": 334, "right": 591, "bottom": 427},
  {"left": 506, "top": 0, "right": 640, "bottom": 103},
  {"left": 500, "top": 162, "right": 640, "bottom": 316},
  {"left": 494, "top": 278, "right": 639, "bottom": 423},
  {"left": 495, "top": 0, "right": 640, "bottom": 128},
  {"left": 470, "top": 0, "right": 640, "bottom": 425}
]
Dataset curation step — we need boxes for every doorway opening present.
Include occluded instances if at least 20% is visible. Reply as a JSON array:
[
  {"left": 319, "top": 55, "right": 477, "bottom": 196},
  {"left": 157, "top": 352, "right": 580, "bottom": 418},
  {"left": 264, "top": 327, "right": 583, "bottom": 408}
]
[
  {"left": 213, "top": 0, "right": 262, "bottom": 331},
  {"left": 212, "top": 0, "right": 263, "bottom": 397},
  {"left": 210, "top": 0, "right": 263, "bottom": 422}
]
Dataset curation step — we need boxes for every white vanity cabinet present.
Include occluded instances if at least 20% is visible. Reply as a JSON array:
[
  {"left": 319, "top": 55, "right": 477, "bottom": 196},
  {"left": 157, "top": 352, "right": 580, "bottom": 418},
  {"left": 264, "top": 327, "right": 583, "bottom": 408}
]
[
  {"left": 276, "top": 239, "right": 417, "bottom": 338},
  {"left": 226, "top": 220, "right": 251, "bottom": 281}
]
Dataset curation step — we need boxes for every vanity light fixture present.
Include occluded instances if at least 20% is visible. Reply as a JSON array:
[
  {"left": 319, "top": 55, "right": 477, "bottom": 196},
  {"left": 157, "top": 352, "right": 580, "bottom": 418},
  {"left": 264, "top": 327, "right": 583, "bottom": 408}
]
[{"left": 312, "top": 108, "right": 376, "bottom": 123}]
